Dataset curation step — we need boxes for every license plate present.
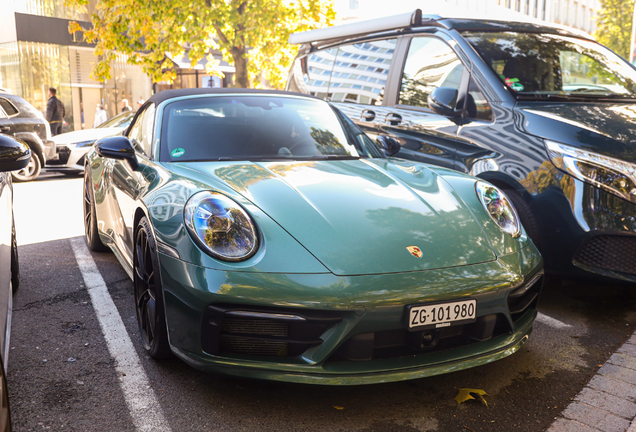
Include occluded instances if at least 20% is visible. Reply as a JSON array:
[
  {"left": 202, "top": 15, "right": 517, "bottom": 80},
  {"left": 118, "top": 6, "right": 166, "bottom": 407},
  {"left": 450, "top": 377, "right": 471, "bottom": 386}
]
[{"left": 407, "top": 299, "right": 477, "bottom": 330}]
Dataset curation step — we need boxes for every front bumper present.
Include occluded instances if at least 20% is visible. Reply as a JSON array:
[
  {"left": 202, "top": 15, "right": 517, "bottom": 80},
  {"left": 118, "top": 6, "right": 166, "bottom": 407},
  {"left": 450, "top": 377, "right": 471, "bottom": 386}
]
[
  {"left": 46, "top": 144, "right": 90, "bottom": 172},
  {"left": 533, "top": 175, "right": 636, "bottom": 282},
  {"left": 158, "top": 244, "right": 543, "bottom": 385}
]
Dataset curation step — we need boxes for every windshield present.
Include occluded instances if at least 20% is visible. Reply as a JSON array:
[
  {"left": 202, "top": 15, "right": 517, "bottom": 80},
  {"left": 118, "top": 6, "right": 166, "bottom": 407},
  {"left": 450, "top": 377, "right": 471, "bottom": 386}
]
[
  {"left": 98, "top": 111, "right": 136, "bottom": 129},
  {"left": 161, "top": 96, "right": 367, "bottom": 162},
  {"left": 463, "top": 31, "right": 636, "bottom": 99}
]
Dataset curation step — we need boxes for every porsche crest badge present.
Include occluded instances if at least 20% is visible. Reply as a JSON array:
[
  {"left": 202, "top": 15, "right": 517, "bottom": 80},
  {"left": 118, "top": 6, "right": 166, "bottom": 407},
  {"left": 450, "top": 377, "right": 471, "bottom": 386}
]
[{"left": 406, "top": 246, "right": 422, "bottom": 258}]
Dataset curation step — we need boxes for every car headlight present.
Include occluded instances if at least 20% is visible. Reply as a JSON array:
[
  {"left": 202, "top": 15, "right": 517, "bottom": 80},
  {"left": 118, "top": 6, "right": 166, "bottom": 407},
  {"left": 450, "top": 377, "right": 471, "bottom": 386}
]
[
  {"left": 184, "top": 191, "right": 259, "bottom": 261},
  {"left": 546, "top": 140, "right": 636, "bottom": 204},
  {"left": 475, "top": 181, "right": 521, "bottom": 238},
  {"left": 69, "top": 140, "right": 96, "bottom": 148}
]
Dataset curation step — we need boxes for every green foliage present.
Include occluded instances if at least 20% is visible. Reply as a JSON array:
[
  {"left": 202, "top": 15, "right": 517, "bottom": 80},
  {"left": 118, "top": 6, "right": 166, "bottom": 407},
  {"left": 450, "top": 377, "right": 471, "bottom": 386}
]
[
  {"left": 595, "top": 0, "right": 635, "bottom": 59},
  {"left": 65, "top": 0, "right": 335, "bottom": 88}
]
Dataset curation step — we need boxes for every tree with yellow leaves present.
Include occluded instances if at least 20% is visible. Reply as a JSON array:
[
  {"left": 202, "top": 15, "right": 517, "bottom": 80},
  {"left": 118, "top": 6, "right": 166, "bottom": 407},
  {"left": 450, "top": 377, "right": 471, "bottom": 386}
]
[{"left": 66, "top": 0, "right": 335, "bottom": 88}]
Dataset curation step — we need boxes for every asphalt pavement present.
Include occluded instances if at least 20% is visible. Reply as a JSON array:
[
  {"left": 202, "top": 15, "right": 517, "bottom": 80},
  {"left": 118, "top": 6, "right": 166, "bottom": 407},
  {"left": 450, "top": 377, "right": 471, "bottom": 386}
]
[{"left": 7, "top": 173, "right": 636, "bottom": 431}]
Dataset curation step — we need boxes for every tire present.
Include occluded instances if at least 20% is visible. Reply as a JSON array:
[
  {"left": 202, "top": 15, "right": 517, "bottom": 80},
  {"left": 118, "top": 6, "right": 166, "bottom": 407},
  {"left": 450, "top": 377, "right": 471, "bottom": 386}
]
[
  {"left": 134, "top": 217, "right": 172, "bottom": 359},
  {"left": 83, "top": 170, "right": 109, "bottom": 252},
  {"left": 10, "top": 215, "right": 19, "bottom": 293},
  {"left": 11, "top": 153, "right": 41, "bottom": 182},
  {"left": 503, "top": 187, "right": 542, "bottom": 251}
]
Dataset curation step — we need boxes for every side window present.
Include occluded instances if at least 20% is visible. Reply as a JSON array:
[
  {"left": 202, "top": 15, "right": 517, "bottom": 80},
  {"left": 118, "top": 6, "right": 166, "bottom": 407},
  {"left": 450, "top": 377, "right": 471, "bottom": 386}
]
[
  {"left": 127, "top": 105, "right": 156, "bottom": 157},
  {"left": 329, "top": 39, "right": 396, "bottom": 105},
  {"left": 465, "top": 77, "right": 492, "bottom": 121},
  {"left": 294, "top": 48, "right": 338, "bottom": 100},
  {"left": 0, "top": 98, "right": 18, "bottom": 117},
  {"left": 399, "top": 37, "right": 465, "bottom": 110},
  {"left": 141, "top": 104, "right": 155, "bottom": 156}
]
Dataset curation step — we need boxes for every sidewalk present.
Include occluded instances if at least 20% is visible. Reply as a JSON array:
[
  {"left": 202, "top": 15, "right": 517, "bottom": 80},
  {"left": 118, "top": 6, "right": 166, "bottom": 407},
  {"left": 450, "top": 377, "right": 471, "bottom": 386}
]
[{"left": 548, "top": 333, "right": 636, "bottom": 432}]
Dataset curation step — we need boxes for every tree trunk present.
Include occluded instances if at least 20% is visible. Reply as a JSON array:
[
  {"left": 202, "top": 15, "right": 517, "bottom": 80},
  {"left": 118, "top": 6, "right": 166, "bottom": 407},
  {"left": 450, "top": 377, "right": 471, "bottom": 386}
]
[{"left": 231, "top": 47, "right": 249, "bottom": 88}]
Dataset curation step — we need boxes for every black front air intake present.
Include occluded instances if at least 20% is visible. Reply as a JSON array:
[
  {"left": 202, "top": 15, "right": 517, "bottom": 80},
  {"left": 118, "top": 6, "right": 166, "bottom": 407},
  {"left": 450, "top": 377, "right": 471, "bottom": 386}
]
[
  {"left": 201, "top": 304, "right": 342, "bottom": 358},
  {"left": 574, "top": 235, "right": 636, "bottom": 275}
]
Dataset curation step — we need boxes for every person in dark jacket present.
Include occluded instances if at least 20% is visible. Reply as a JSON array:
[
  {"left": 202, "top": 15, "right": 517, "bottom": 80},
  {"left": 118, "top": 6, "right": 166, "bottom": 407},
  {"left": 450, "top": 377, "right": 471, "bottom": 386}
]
[{"left": 46, "top": 87, "right": 65, "bottom": 136}]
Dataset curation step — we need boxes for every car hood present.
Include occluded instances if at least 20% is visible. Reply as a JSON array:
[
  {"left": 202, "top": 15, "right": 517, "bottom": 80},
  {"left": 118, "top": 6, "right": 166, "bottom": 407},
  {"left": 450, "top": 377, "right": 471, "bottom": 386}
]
[
  {"left": 51, "top": 127, "right": 124, "bottom": 145},
  {"left": 515, "top": 102, "right": 636, "bottom": 164},
  {"left": 174, "top": 159, "right": 496, "bottom": 276}
]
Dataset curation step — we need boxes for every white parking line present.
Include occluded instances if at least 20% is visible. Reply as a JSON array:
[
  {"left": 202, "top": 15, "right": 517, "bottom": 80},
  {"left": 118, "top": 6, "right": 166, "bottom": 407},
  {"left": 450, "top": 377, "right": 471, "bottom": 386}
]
[
  {"left": 536, "top": 312, "right": 572, "bottom": 329},
  {"left": 70, "top": 238, "right": 172, "bottom": 432}
]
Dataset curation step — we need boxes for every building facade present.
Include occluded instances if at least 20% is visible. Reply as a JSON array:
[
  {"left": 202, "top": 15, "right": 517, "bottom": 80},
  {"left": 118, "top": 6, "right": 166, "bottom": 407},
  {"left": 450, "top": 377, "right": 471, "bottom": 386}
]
[
  {"left": 0, "top": 0, "right": 153, "bottom": 132},
  {"left": 334, "top": 0, "right": 599, "bottom": 36}
]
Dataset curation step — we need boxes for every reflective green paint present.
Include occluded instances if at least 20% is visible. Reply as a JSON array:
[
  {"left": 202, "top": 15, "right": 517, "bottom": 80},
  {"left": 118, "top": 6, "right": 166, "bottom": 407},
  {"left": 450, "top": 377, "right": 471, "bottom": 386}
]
[
  {"left": 165, "top": 158, "right": 499, "bottom": 275},
  {"left": 159, "top": 245, "right": 541, "bottom": 384}
]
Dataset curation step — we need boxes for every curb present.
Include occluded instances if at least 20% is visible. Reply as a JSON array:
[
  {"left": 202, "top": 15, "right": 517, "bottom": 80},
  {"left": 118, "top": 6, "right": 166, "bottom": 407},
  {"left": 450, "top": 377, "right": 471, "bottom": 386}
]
[{"left": 548, "top": 334, "right": 636, "bottom": 432}]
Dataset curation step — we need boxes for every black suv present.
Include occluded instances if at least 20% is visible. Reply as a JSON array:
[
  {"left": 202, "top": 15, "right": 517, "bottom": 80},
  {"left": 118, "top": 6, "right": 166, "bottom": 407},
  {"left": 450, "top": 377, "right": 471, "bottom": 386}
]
[
  {"left": 0, "top": 92, "right": 55, "bottom": 182},
  {"left": 288, "top": 11, "right": 636, "bottom": 283}
]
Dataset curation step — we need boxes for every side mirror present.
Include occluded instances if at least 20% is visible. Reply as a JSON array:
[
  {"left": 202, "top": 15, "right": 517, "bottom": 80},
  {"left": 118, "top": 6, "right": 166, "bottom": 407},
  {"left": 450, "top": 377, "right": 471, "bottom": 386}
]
[
  {"left": 428, "top": 87, "right": 460, "bottom": 117},
  {"left": 95, "top": 136, "right": 138, "bottom": 170},
  {"left": 376, "top": 135, "right": 401, "bottom": 157},
  {"left": 0, "top": 134, "right": 31, "bottom": 172}
]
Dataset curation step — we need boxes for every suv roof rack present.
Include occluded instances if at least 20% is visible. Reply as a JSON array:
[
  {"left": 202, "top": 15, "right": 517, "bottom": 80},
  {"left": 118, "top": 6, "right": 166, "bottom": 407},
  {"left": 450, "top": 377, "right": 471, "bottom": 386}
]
[{"left": 289, "top": 9, "right": 435, "bottom": 45}]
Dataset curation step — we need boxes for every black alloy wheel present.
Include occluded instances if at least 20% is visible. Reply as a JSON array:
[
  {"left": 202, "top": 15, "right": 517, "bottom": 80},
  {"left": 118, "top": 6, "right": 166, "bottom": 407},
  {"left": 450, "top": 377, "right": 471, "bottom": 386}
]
[
  {"left": 10, "top": 215, "right": 19, "bottom": 293},
  {"left": 134, "top": 217, "right": 172, "bottom": 359},
  {"left": 83, "top": 170, "right": 108, "bottom": 252},
  {"left": 11, "top": 153, "right": 40, "bottom": 183}
]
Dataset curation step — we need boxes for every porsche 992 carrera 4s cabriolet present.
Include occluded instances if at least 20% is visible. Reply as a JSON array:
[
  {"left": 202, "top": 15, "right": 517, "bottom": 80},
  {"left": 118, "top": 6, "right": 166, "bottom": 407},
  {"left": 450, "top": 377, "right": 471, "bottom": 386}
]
[{"left": 83, "top": 88, "right": 543, "bottom": 385}]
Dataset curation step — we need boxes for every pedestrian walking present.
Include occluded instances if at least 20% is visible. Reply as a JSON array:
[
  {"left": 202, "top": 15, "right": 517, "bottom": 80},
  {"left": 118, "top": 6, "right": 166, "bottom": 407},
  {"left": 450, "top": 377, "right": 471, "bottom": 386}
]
[
  {"left": 46, "top": 87, "right": 65, "bottom": 136},
  {"left": 94, "top": 104, "right": 107, "bottom": 128},
  {"left": 120, "top": 99, "right": 132, "bottom": 113}
]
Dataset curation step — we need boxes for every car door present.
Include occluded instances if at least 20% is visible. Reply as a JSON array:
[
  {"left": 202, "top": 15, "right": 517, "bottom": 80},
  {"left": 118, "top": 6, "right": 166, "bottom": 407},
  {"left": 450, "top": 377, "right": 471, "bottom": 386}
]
[
  {"left": 379, "top": 35, "right": 469, "bottom": 169},
  {"left": 111, "top": 105, "right": 155, "bottom": 267}
]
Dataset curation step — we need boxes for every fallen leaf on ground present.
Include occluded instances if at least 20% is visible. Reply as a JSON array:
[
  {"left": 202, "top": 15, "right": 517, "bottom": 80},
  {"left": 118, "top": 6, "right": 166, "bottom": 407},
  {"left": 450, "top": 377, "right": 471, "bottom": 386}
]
[
  {"left": 455, "top": 388, "right": 489, "bottom": 407},
  {"left": 333, "top": 406, "right": 344, "bottom": 410}
]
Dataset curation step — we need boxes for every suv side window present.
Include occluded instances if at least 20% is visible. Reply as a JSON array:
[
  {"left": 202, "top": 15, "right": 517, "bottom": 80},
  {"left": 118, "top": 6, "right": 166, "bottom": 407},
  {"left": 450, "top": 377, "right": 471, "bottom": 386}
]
[
  {"left": 466, "top": 77, "right": 492, "bottom": 121},
  {"left": 128, "top": 107, "right": 154, "bottom": 157},
  {"left": 289, "top": 48, "right": 338, "bottom": 100},
  {"left": 399, "top": 37, "right": 465, "bottom": 110},
  {"left": 329, "top": 39, "right": 397, "bottom": 105},
  {"left": 0, "top": 98, "right": 19, "bottom": 117}
]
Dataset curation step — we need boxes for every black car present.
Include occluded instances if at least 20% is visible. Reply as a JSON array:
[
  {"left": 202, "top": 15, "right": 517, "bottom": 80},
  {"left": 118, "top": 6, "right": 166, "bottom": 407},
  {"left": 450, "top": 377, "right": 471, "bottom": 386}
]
[
  {"left": 0, "top": 92, "right": 55, "bottom": 182},
  {"left": 287, "top": 11, "right": 636, "bottom": 283},
  {"left": 0, "top": 134, "right": 31, "bottom": 430}
]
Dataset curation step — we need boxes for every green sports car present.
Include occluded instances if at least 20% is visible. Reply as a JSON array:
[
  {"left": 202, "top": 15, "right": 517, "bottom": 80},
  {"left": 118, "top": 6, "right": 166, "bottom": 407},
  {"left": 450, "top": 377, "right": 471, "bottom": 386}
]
[{"left": 83, "top": 89, "right": 543, "bottom": 385}]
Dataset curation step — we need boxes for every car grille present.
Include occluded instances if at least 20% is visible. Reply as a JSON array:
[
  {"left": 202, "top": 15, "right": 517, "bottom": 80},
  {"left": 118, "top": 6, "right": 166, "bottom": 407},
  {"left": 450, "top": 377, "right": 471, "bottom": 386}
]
[
  {"left": 574, "top": 235, "right": 636, "bottom": 275},
  {"left": 507, "top": 273, "right": 543, "bottom": 322},
  {"left": 201, "top": 304, "right": 342, "bottom": 358},
  {"left": 327, "top": 313, "right": 512, "bottom": 363},
  {"left": 48, "top": 146, "right": 71, "bottom": 165}
]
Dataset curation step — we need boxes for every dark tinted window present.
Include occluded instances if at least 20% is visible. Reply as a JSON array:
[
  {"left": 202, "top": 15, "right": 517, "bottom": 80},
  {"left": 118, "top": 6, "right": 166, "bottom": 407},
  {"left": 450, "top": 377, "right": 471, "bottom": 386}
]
[
  {"left": 464, "top": 31, "right": 636, "bottom": 98},
  {"left": 466, "top": 77, "right": 492, "bottom": 121},
  {"left": 0, "top": 98, "right": 18, "bottom": 117},
  {"left": 161, "top": 96, "right": 364, "bottom": 162},
  {"left": 399, "top": 37, "right": 465, "bottom": 109}
]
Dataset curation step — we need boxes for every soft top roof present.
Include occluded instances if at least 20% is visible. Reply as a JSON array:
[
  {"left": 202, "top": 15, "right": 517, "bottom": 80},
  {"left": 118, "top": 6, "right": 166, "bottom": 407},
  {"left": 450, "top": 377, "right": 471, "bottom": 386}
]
[{"left": 146, "top": 88, "right": 318, "bottom": 106}]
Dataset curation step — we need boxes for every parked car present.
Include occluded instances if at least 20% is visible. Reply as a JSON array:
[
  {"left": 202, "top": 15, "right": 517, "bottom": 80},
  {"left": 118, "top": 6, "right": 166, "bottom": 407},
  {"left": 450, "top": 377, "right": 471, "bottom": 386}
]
[
  {"left": 83, "top": 88, "right": 543, "bottom": 384},
  {"left": 0, "top": 91, "right": 55, "bottom": 182},
  {"left": 287, "top": 11, "right": 636, "bottom": 283},
  {"left": 0, "top": 133, "right": 31, "bottom": 429},
  {"left": 48, "top": 111, "right": 136, "bottom": 174}
]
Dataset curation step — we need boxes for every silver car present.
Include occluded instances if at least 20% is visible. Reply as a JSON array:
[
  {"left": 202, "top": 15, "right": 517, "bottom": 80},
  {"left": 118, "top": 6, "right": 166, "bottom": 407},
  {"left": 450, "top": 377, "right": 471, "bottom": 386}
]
[{"left": 47, "top": 111, "right": 135, "bottom": 173}]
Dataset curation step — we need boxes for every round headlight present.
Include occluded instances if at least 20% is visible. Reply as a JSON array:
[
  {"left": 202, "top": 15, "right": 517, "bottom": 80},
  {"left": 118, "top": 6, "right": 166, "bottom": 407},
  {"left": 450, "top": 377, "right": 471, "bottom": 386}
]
[
  {"left": 475, "top": 181, "right": 521, "bottom": 238},
  {"left": 184, "top": 191, "right": 259, "bottom": 261}
]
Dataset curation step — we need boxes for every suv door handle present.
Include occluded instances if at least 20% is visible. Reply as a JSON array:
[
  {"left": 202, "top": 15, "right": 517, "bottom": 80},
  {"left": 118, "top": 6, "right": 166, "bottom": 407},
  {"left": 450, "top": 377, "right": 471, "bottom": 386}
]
[
  {"left": 360, "top": 109, "right": 376, "bottom": 121},
  {"left": 0, "top": 126, "right": 10, "bottom": 133},
  {"left": 385, "top": 113, "right": 402, "bottom": 125}
]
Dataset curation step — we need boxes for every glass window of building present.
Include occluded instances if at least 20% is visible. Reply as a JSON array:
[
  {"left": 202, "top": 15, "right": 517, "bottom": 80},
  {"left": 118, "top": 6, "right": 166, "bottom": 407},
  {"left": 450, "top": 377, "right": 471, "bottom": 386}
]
[
  {"left": 329, "top": 39, "right": 396, "bottom": 105},
  {"left": 399, "top": 37, "right": 465, "bottom": 110}
]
